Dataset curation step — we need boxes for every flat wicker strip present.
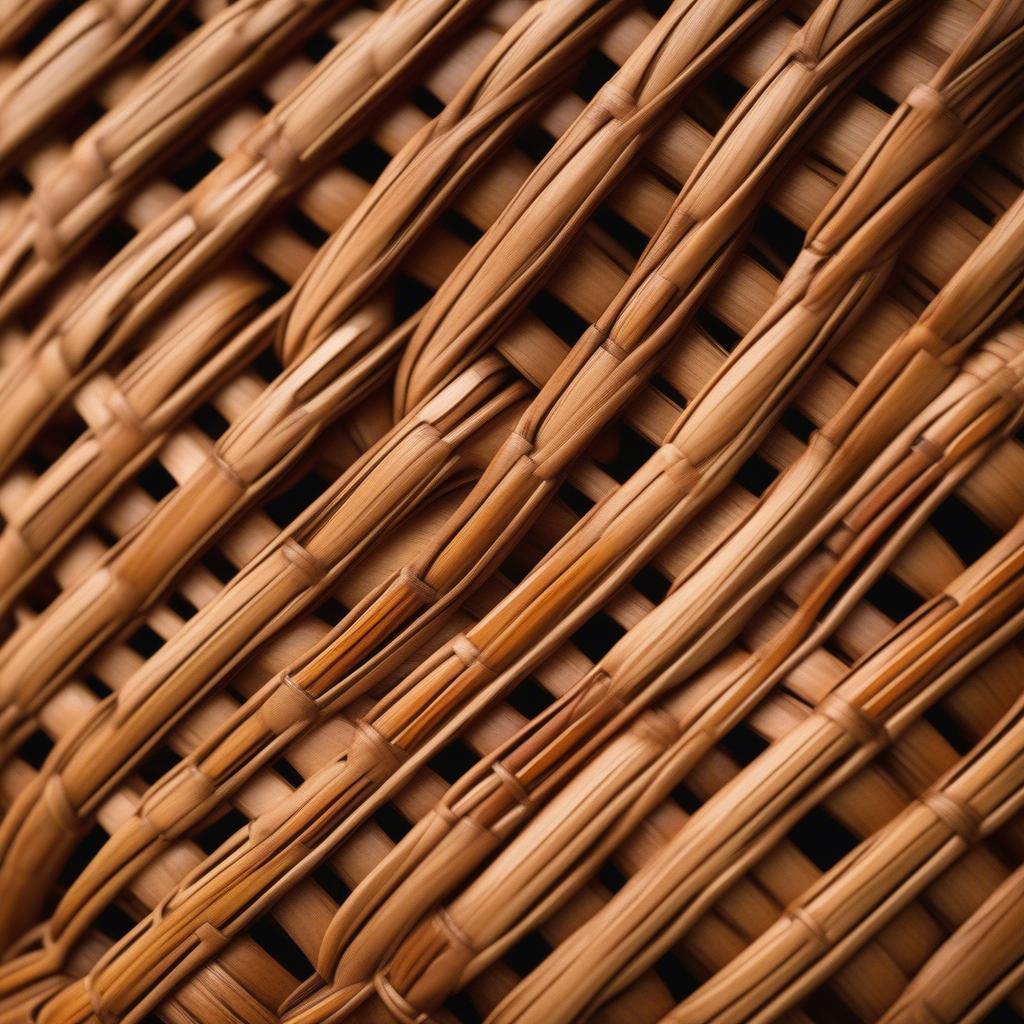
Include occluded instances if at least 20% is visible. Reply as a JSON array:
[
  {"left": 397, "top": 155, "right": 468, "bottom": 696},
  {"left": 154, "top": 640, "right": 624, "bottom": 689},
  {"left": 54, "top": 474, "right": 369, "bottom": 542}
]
[
  {"left": 293, "top": 140, "right": 1024, "bottom": 1024},
  {"left": 1, "top": 0, "right": 1024, "bottom": 1022},
  {"left": 0, "top": 0, "right": 785, "bottom": 940},
  {"left": 0, "top": 0, "right": 937, "bottom": 1002},
  {"left": 0, "top": 0, "right": 187, "bottom": 171},
  {"left": 879, "top": 857, "right": 1024, "bottom": 1023},
  {"left": 0, "top": 0, "right": 485, "bottom": 476},
  {"left": 0, "top": 0, "right": 353, "bottom": 322}
]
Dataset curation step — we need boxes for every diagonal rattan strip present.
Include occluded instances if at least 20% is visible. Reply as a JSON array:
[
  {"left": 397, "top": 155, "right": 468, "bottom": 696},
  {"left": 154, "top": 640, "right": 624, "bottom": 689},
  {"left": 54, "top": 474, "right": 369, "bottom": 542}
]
[
  {"left": 6, "top": 557, "right": 1007, "bottom": 1019},
  {"left": 0, "top": 0, "right": 1003, "bottom": 958},
  {"left": 473, "top": 260, "right": 1024, "bottom": 1024},
  {"left": 293, "top": 0, "right": 778, "bottom": 380},
  {"left": 878, "top": 857, "right": 1024, "bottom": 1024},
  {"left": 0, "top": 0, "right": 727, "bottom": 718},
  {"left": 2, "top": 2, "right": 1024, "bottom": 1015},
  {"left": 299, "top": 319, "right": 1024, "bottom": 1021},
  {"left": 0, "top": 0, "right": 190, "bottom": 172},
  {"left": 2, "top": 0, "right": 1015, "bottom": 622},
  {"left": 0, "top": 10, "right": 415, "bottom": 611},
  {"left": 256, "top": 0, "right": 1024, "bottom": 986},
  {"left": 483, "top": 512, "right": 1024, "bottom": 1022},
  {"left": 658, "top": 677, "right": 1024, "bottom": 1024},
  {"left": 271, "top": 0, "right": 1024, "bottom": 842},
  {"left": 0, "top": 0, "right": 491, "bottom": 478},
  {"left": 12, "top": 14, "right": 1024, "bottom": 1024},
  {"left": 58, "top": 428, "right": 1024, "bottom": 1019},
  {"left": 0, "top": 0, "right": 584, "bottom": 754},
  {"left": 0, "top": 353, "right": 530, "bottom": 942},
  {"left": 9, "top": 423, "right": 1024, "bottom": 1015},
  {"left": 0, "top": 0, "right": 922, "bottom": 994},
  {"left": 0, "top": 0, "right": 790, "bottom": 925},
  {"left": 285, "top": 158, "right": 1024, "bottom": 1023},
  {"left": 0, "top": 0, "right": 937, "bottom": 942},
  {"left": 0, "top": 528, "right": 802, "bottom": 1024},
  {"left": 2, "top": 333, "right": 983, "bottom": 1015},
  {"left": 0, "top": 0, "right": 65, "bottom": 51},
  {"left": 0, "top": 0, "right": 359, "bottom": 322},
  {"left": 0, "top": 273, "right": 268, "bottom": 618},
  {"left": 0, "top": 0, "right": 666, "bottom": 927},
  {"left": 276, "top": 0, "right": 646, "bottom": 368},
  {"left": 0, "top": 0, "right": 786, "bottom": 657}
]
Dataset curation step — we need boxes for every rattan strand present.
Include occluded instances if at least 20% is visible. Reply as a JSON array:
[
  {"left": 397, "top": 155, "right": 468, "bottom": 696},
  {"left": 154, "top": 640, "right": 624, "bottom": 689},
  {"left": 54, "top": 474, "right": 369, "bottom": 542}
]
[
  {"left": 0, "top": 0, "right": 937, "bottom": 1000},
  {"left": 2, "top": 2, "right": 1024, "bottom": 1024}
]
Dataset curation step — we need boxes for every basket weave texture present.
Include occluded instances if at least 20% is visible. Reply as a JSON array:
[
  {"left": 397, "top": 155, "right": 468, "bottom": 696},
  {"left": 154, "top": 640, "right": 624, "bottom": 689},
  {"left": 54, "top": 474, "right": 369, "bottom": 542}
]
[{"left": 1, "top": 0, "right": 1024, "bottom": 1022}]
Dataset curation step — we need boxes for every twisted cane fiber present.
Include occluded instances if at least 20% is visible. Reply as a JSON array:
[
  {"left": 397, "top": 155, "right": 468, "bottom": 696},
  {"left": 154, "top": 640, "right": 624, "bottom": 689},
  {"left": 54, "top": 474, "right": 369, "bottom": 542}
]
[
  {"left": 390, "top": 0, "right": 780, "bottom": 414},
  {"left": 26, "top": 308, "right": 1024, "bottom": 1012},
  {"left": 0, "top": 0, "right": 729, "bottom": 618},
  {"left": 19, "top": 16, "right": 1024, "bottom": 1024},
  {"left": 0, "top": 0, "right": 916, "bottom": 997},
  {"left": 24, "top": 14, "right": 1007, "bottom": 1007},
  {"left": 0, "top": 273, "right": 269, "bottom": 618},
  {"left": 282, "top": 8, "right": 1024, "bottom": 999},
  {"left": 315, "top": 0, "right": 1024, "bottom": 823},
  {"left": 0, "top": 0, "right": 492, "bottom": 479},
  {"left": 0, "top": 476, "right": 711, "bottom": 1024},
  {"left": 32, "top": 374, "right": 1024, "bottom": 1024},
  {"left": 0, "top": 0, "right": 192, "bottom": 172},
  {"left": 0, "top": 426, "right": 452, "bottom": 1023},
  {"left": 879, "top": 858, "right": 1024, "bottom": 1024},
  {"left": 0, "top": 298, "right": 397, "bottom": 746},
  {"left": 0, "top": 0, "right": 739, "bottom": 613},
  {"left": 0, "top": 0, "right": 659, "bottom": 940},
  {"left": 0, "top": 356, "right": 1011, "bottom": 1019},
  {"left": 0, "top": 4, "right": 436, "bottom": 609},
  {"left": 0, "top": 0, "right": 391, "bottom": 283},
  {"left": 659, "top": 671, "right": 1024, "bottom": 1024},
  {"left": 1, "top": 2, "right": 1023, "bottom": 1022},
  {"left": 0, "top": 0, "right": 361, "bottom": 322},
  {"left": 9, "top": 528, "right": 999, "bottom": 1015},
  {"left": 390, "top": 0, "right": 1011, "bottom": 415},
  {"left": 276, "top": 0, "right": 639, "bottom": 367},
  {"left": 294, "top": 132, "right": 1024, "bottom": 1023},
  {"left": 0, "top": 0, "right": 783, "bottom": 690},
  {"left": 473, "top": 222, "right": 1024, "bottom": 1024},
  {"left": 0, "top": 0, "right": 624, "bottom": 754},
  {"left": 0, "top": 352, "right": 529, "bottom": 949},
  {"left": 485, "top": 500, "right": 1024, "bottom": 1022},
  {"left": 0, "top": 0, "right": 790, "bottom": 942},
  {"left": 0, "top": 0, "right": 787, "bottom": 691},
  {"left": 295, "top": 317, "right": 1024, "bottom": 1023},
  {"left": 0, "top": 0, "right": 995, "bottom": 618},
  {"left": 0, "top": 4, "right": 1007, "bottom": 712}
]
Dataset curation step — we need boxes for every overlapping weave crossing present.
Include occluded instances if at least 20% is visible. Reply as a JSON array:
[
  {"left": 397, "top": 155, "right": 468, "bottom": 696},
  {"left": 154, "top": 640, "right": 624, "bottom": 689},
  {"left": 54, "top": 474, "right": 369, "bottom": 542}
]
[{"left": 1, "top": 1, "right": 1024, "bottom": 1023}]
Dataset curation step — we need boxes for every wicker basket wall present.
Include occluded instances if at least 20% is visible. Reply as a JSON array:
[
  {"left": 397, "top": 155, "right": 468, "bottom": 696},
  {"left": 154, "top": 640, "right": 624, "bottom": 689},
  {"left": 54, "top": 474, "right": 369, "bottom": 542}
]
[{"left": 0, "top": 0, "right": 1023, "bottom": 1021}]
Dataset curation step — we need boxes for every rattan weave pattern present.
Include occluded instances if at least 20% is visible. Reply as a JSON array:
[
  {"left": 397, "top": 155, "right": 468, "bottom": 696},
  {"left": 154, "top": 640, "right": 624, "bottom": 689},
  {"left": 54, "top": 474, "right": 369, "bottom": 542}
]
[{"left": 0, "top": 0, "right": 1024, "bottom": 1022}]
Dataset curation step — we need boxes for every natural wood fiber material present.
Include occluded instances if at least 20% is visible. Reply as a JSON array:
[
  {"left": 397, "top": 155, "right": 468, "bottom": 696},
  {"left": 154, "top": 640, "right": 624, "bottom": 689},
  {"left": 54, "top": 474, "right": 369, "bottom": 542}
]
[
  {"left": 0, "top": 0, "right": 353, "bottom": 322},
  {"left": 0, "top": 0, "right": 64, "bottom": 51},
  {"left": 0, "top": 0, "right": 937, "bottom": 974},
  {"left": 1, "top": 0, "right": 1024, "bottom": 1022},
  {"left": 0, "top": 273, "right": 267, "bottom": 616},
  {"left": 0, "top": 0, "right": 188, "bottom": 171},
  {"left": 0, "top": 0, "right": 936, "bottom": 1005},
  {"left": 293, "top": 155, "right": 1024, "bottom": 1024},
  {"left": 879, "top": 857, "right": 1024, "bottom": 1023},
  {"left": 0, "top": 0, "right": 485, "bottom": 476}
]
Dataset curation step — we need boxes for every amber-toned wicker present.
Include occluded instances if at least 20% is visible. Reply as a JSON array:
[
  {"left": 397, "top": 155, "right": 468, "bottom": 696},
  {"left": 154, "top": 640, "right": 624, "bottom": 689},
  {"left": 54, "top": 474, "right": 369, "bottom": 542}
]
[{"left": 1, "top": 0, "right": 1024, "bottom": 1022}]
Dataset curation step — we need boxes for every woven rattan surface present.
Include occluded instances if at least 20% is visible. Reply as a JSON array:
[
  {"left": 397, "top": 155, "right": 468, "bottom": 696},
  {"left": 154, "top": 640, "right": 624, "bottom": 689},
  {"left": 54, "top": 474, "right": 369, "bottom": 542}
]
[{"left": 1, "top": 0, "right": 1024, "bottom": 1022}]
